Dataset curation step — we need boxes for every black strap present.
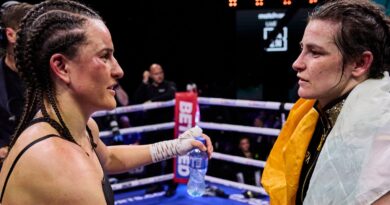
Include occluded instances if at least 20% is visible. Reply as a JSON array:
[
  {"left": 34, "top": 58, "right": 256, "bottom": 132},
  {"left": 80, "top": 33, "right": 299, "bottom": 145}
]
[
  {"left": 0, "top": 117, "right": 102, "bottom": 203},
  {"left": 86, "top": 126, "right": 97, "bottom": 149},
  {"left": 0, "top": 134, "right": 61, "bottom": 202},
  {"left": 29, "top": 117, "right": 51, "bottom": 126}
]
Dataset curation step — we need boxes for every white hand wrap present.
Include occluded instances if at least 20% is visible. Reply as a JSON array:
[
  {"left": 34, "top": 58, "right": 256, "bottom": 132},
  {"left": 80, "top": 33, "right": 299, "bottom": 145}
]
[{"left": 149, "top": 126, "right": 203, "bottom": 163}]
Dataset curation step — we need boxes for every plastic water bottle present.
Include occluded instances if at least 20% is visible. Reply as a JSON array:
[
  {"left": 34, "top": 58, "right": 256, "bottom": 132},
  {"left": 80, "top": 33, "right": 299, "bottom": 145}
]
[{"left": 187, "top": 136, "right": 208, "bottom": 197}]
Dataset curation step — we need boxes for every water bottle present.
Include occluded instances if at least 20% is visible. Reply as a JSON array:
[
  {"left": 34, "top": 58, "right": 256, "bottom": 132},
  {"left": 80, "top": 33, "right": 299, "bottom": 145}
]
[{"left": 187, "top": 136, "right": 208, "bottom": 197}]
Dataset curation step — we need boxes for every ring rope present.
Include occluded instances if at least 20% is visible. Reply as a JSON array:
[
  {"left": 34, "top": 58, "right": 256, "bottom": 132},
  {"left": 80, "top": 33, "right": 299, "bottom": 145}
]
[
  {"left": 212, "top": 152, "right": 265, "bottom": 168},
  {"left": 205, "top": 175, "right": 267, "bottom": 195},
  {"left": 93, "top": 97, "right": 293, "bottom": 117},
  {"left": 198, "top": 97, "right": 293, "bottom": 110},
  {"left": 111, "top": 174, "right": 174, "bottom": 191},
  {"left": 93, "top": 100, "right": 175, "bottom": 117},
  {"left": 111, "top": 173, "right": 267, "bottom": 195},
  {"left": 100, "top": 122, "right": 175, "bottom": 138},
  {"left": 100, "top": 121, "right": 279, "bottom": 138},
  {"left": 198, "top": 122, "right": 280, "bottom": 136}
]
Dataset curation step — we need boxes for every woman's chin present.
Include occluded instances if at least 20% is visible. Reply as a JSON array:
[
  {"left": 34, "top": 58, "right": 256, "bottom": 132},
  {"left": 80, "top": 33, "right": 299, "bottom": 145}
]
[
  {"left": 100, "top": 100, "right": 117, "bottom": 111},
  {"left": 297, "top": 90, "right": 314, "bottom": 99}
]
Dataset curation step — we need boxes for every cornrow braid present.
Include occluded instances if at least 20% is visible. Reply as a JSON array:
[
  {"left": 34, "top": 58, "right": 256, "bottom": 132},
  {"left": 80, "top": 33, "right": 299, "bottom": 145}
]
[
  {"left": 24, "top": 11, "right": 87, "bottom": 145},
  {"left": 10, "top": 0, "right": 102, "bottom": 149}
]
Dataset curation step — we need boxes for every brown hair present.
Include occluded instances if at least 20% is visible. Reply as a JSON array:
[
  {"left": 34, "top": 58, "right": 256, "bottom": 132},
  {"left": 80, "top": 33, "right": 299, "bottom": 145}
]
[{"left": 310, "top": 0, "right": 390, "bottom": 79}]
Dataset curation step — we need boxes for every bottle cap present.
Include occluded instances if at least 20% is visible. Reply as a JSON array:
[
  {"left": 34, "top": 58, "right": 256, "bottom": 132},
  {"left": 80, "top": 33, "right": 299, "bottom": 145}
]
[{"left": 194, "top": 136, "right": 206, "bottom": 145}]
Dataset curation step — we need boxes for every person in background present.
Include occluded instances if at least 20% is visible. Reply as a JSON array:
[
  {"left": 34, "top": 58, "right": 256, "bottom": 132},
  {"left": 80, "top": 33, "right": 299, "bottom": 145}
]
[
  {"left": 262, "top": 0, "right": 390, "bottom": 204},
  {"left": 0, "top": 1, "right": 32, "bottom": 165},
  {"left": 0, "top": 1, "right": 213, "bottom": 204},
  {"left": 115, "top": 84, "right": 129, "bottom": 106},
  {"left": 133, "top": 63, "right": 176, "bottom": 104},
  {"left": 235, "top": 136, "right": 261, "bottom": 186}
]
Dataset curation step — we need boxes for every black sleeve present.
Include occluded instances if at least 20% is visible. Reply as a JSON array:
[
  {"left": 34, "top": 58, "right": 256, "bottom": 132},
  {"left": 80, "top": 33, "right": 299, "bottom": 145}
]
[
  {"left": 132, "top": 83, "right": 149, "bottom": 104},
  {"left": 0, "top": 110, "right": 12, "bottom": 148},
  {"left": 150, "top": 81, "right": 177, "bottom": 102},
  {"left": 0, "top": 60, "right": 11, "bottom": 148}
]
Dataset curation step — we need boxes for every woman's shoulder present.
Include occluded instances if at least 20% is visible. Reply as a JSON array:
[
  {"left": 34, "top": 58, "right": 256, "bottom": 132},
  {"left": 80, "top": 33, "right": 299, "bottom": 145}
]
[
  {"left": 10, "top": 126, "right": 90, "bottom": 170},
  {"left": 6, "top": 123, "right": 95, "bottom": 178},
  {"left": 1, "top": 129, "right": 105, "bottom": 204}
]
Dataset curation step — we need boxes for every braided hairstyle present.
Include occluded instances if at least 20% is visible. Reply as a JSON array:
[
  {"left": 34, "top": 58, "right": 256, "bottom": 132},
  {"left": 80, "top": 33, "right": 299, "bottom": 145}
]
[
  {"left": 310, "top": 0, "right": 390, "bottom": 79},
  {"left": 10, "top": 0, "right": 102, "bottom": 149}
]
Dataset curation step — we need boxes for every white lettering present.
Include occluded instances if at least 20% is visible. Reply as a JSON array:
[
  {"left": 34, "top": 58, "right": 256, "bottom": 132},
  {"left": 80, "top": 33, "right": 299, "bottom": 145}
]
[
  {"left": 257, "top": 12, "right": 285, "bottom": 20},
  {"left": 265, "top": 20, "right": 277, "bottom": 27},
  {"left": 179, "top": 101, "right": 193, "bottom": 113},
  {"left": 179, "top": 113, "right": 192, "bottom": 124},
  {"left": 177, "top": 155, "right": 190, "bottom": 176}
]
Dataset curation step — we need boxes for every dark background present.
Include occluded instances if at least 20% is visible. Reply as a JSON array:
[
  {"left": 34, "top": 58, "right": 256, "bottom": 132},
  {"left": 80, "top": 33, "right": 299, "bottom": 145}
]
[{"left": 22, "top": 0, "right": 323, "bottom": 103}]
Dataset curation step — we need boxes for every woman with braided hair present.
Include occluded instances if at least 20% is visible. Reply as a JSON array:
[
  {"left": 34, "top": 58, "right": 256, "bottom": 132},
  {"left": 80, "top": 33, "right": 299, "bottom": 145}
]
[
  {"left": 0, "top": 0, "right": 213, "bottom": 204},
  {"left": 262, "top": 0, "right": 390, "bottom": 204}
]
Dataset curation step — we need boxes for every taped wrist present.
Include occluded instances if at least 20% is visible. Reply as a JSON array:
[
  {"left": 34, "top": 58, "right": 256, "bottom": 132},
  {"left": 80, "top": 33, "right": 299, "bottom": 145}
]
[
  {"left": 150, "top": 139, "right": 192, "bottom": 163},
  {"left": 149, "top": 126, "right": 202, "bottom": 163}
]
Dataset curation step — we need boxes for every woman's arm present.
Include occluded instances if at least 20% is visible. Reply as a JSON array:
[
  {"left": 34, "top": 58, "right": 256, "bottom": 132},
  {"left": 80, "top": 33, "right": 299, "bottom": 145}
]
[{"left": 88, "top": 118, "right": 212, "bottom": 174}]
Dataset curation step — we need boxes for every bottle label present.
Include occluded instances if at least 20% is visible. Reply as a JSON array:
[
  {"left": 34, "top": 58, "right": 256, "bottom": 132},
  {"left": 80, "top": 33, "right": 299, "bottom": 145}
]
[{"left": 189, "top": 157, "right": 207, "bottom": 169}]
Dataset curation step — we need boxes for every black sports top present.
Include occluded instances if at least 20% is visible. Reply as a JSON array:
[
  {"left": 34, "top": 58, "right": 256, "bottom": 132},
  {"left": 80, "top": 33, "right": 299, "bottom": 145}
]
[{"left": 0, "top": 117, "right": 114, "bottom": 205}]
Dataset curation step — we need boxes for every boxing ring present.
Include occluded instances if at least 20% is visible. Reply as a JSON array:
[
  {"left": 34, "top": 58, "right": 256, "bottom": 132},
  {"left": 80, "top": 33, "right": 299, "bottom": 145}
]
[{"left": 93, "top": 94, "right": 294, "bottom": 205}]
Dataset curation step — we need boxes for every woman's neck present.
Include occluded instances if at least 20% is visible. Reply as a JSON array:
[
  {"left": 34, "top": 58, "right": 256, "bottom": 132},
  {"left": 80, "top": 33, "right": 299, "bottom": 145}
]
[{"left": 43, "top": 94, "right": 90, "bottom": 140}]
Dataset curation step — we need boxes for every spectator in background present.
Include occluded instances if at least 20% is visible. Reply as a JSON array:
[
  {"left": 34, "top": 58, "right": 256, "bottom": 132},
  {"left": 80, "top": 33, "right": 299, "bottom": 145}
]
[
  {"left": 252, "top": 115, "right": 273, "bottom": 161},
  {"left": 235, "top": 136, "right": 261, "bottom": 186},
  {"left": 133, "top": 63, "right": 176, "bottom": 104},
  {"left": 0, "top": 1, "right": 32, "bottom": 165},
  {"left": 115, "top": 84, "right": 129, "bottom": 106}
]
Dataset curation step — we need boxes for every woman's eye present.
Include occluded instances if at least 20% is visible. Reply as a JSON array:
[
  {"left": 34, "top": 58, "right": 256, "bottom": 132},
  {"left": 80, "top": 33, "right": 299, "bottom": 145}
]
[
  {"left": 101, "top": 54, "right": 110, "bottom": 61},
  {"left": 310, "top": 50, "right": 320, "bottom": 57}
]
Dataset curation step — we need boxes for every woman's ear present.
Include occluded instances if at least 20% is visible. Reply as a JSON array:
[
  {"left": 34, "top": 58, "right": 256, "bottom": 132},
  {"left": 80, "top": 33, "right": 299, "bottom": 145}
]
[
  {"left": 352, "top": 51, "right": 373, "bottom": 77},
  {"left": 50, "top": 53, "right": 70, "bottom": 84},
  {"left": 5, "top": 27, "right": 17, "bottom": 44}
]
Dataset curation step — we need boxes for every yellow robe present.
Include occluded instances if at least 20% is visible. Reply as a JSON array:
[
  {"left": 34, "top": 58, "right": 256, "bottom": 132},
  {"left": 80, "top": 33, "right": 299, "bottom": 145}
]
[{"left": 261, "top": 98, "right": 318, "bottom": 205}]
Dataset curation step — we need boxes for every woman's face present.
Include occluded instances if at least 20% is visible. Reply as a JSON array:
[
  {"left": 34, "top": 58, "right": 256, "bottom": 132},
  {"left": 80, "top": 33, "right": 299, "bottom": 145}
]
[
  {"left": 67, "top": 19, "right": 124, "bottom": 114},
  {"left": 292, "top": 20, "right": 356, "bottom": 107},
  {"left": 239, "top": 138, "right": 250, "bottom": 152}
]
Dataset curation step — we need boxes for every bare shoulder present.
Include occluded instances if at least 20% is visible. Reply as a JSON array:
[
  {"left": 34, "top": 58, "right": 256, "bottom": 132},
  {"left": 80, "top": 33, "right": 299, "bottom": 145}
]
[
  {"left": 16, "top": 135, "right": 95, "bottom": 174},
  {"left": 1, "top": 125, "right": 105, "bottom": 204},
  {"left": 6, "top": 123, "right": 93, "bottom": 173}
]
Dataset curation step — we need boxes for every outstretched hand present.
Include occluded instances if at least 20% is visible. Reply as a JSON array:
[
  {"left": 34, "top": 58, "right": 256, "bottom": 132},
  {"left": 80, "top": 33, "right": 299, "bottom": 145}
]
[
  {"left": 149, "top": 125, "right": 213, "bottom": 162},
  {"left": 178, "top": 126, "right": 213, "bottom": 159}
]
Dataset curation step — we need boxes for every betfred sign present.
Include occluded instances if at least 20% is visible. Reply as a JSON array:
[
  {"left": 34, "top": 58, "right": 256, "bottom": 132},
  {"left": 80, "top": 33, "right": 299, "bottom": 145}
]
[{"left": 173, "top": 92, "right": 198, "bottom": 183}]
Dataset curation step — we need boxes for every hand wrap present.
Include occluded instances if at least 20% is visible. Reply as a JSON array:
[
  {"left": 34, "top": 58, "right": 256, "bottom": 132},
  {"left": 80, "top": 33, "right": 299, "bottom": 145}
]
[{"left": 149, "top": 126, "right": 203, "bottom": 162}]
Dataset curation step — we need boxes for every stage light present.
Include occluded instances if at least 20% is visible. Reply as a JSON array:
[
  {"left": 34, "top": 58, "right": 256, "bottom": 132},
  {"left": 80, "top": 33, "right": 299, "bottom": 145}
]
[
  {"left": 283, "top": 0, "right": 292, "bottom": 6},
  {"left": 255, "top": 0, "right": 264, "bottom": 7},
  {"left": 309, "top": 0, "right": 318, "bottom": 4},
  {"left": 229, "top": 0, "right": 237, "bottom": 8}
]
